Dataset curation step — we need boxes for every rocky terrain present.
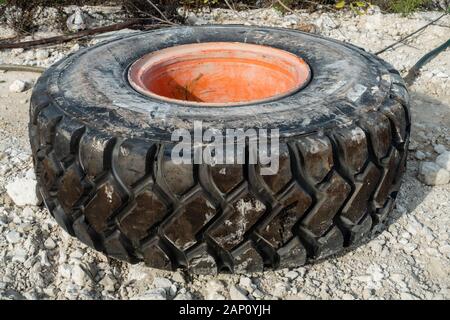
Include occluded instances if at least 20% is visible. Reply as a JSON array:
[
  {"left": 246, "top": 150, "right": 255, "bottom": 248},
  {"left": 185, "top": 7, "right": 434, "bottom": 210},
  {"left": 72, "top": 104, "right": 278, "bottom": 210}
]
[{"left": 0, "top": 7, "right": 449, "bottom": 300}]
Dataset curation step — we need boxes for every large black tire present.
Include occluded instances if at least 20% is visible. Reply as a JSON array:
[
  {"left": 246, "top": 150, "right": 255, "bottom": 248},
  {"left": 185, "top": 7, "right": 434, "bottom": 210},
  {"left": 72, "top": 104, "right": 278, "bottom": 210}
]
[{"left": 29, "top": 25, "right": 410, "bottom": 274}]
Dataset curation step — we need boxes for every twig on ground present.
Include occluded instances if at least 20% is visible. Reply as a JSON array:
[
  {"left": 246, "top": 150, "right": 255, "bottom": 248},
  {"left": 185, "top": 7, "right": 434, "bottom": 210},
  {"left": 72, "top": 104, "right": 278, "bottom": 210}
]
[
  {"left": 0, "top": 36, "right": 17, "bottom": 44},
  {"left": 145, "top": 0, "right": 176, "bottom": 25},
  {"left": 126, "top": 1, "right": 178, "bottom": 26},
  {"left": 0, "top": 20, "right": 166, "bottom": 50},
  {"left": 276, "top": 0, "right": 299, "bottom": 16}
]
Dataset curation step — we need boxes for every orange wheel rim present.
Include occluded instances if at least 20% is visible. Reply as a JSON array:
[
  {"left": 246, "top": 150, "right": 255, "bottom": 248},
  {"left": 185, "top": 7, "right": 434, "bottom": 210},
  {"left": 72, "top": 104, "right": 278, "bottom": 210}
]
[{"left": 128, "top": 42, "right": 311, "bottom": 107}]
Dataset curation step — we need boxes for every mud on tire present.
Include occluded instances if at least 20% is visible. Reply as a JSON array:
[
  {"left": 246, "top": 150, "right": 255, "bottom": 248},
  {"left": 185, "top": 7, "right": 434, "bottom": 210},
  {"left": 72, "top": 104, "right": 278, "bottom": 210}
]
[{"left": 29, "top": 25, "right": 410, "bottom": 274}]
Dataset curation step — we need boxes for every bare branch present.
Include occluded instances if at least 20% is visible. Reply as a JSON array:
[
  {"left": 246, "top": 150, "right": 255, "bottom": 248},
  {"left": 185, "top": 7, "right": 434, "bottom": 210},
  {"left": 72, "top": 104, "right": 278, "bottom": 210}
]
[
  {"left": 223, "top": 0, "right": 256, "bottom": 25},
  {"left": 145, "top": 0, "right": 177, "bottom": 25},
  {"left": 0, "top": 19, "right": 166, "bottom": 50}
]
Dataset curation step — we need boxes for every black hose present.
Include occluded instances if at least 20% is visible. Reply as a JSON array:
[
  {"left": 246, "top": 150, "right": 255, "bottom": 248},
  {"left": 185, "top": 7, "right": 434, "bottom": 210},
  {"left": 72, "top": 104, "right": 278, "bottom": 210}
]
[{"left": 404, "top": 38, "right": 450, "bottom": 86}]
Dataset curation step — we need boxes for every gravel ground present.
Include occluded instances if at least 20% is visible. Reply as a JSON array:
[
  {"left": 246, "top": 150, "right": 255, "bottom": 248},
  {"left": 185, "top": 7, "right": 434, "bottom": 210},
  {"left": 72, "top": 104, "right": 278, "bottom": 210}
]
[{"left": 0, "top": 7, "right": 449, "bottom": 300}]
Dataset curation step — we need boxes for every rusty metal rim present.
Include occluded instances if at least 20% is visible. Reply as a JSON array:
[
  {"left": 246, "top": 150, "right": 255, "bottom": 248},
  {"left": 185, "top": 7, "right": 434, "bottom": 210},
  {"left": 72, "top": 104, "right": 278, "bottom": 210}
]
[{"left": 127, "top": 42, "right": 312, "bottom": 107}]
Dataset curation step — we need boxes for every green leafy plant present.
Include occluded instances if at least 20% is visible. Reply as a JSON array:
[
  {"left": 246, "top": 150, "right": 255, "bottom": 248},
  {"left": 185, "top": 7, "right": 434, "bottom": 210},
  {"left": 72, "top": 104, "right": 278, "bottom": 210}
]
[
  {"left": 390, "top": 0, "right": 431, "bottom": 15},
  {"left": 335, "top": 0, "right": 373, "bottom": 14},
  {"left": 272, "top": 0, "right": 297, "bottom": 13}
]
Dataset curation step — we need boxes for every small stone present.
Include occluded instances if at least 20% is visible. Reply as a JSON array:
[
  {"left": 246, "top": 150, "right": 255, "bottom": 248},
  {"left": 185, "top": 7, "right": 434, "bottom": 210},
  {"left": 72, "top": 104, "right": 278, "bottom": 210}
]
[
  {"left": 0, "top": 215, "right": 8, "bottom": 225},
  {"left": 44, "top": 238, "right": 57, "bottom": 250},
  {"left": 6, "top": 177, "right": 41, "bottom": 206},
  {"left": 9, "top": 80, "right": 27, "bottom": 93},
  {"left": 433, "top": 144, "right": 447, "bottom": 154},
  {"left": 342, "top": 293, "right": 355, "bottom": 300},
  {"left": 403, "top": 243, "right": 417, "bottom": 253},
  {"left": 12, "top": 248, "right": 28, "bottom": 263},
  {"left": 70, "top": 43, "right": 80, "bottom": 52},
  {"left": 71, "top": 264, "right": 91, "bottom": 287},
  {"left": 438, "top": 244, "right": 450, "bottom": 255},
  {"left": 252, "top": 288, "right": 265, "bottom": 299},
  {"left": 13, "top": 216, "right": 22, "bottom": 224},
  {"left": 153, "top": 277, "right": 172, "bottom": 290},
  {"left": 42, "top": 287, "right": 56, "bottom": 297},
  {"left": 127, "top": 264, "right": 151, "bottom": 281},
  {"left": 100, "top": 274, "right": 116, "bottom": 292},
  {"left": 436, "top": 151, "right": 450, "bottom": 171},
  {"left": 396, "top": 204, "right": 407, "bottom": 215},
  {"left": 367, "top": 5, "right": 381, "bottom": 14},
  {"left": 133, "top": 288, "right": 167, "bottom": 300},
  {"left": 229, "top": 285, "right": 249, "bottom": 300},
  {"left": 400, "top": 292, "right": 419, "bottom": 300},
  {"left": 371, "top": 268, "right": 384, "bottom": 282},
  {"left": 285, "top": 270, "right": 299, "bottom": 280},
  {"left": 6, "top": 230, "right": 21, "bottom": 243},
  {"left": 394, "top": 234, "right": 405, "bottom": 243},
  {"left": 354, "top": 275, "right": 372, "bottom": 282},
  {"left": 59, "top": 264, "right": 72, "bottom": 279},
  {"left": 3, "top": 289, "right": 26, "bottom": 300},
  {"left": 169, "top": 284, "right": 178, "bottom": 297},
  {"left": 408, "top": 139, "right": 418, "bottom": 151},
  {"left": 25, "top": 168, "right": 36, "bottom": 179},
  {"left": 35, "top": 49, "right": 50, "bottom": 60},
  {"left": 38, "top": 250, "right": 51, "bottom": 267},
  {"left": 239, "top": 277, "right": 253, "bottom": 288},
  {"left": 418, "top": 161, "right": 450, "bottom": 186},
  {"left": 172, "top": 271, "right": 186, "bottom": 284},
  {"left": 66, "top": 9, "right": 90, "bottom": 32},
  {"left": 22, "top": 207, "right": 35, "bottom": 219},
  {"left": 414, "top": 150, "right": 426, "bottom": 160},
  {"left": 12, "top": 48, "right": 24, "bottom": 55},
  {"left": 400, "top": 235, "right": 410, "bottom": 244},
  {"left": 70, "top": 249, "right": 84, "bottom": 259},
  {"left": 64, "top": 283, "right": 78, "bottom": 299},
  {"left": 362, "top": 288, "right": 375, "bottom": 299},
  {"left": 273, "top": 282, "right": 290, "bottom": 297},
  {"left": 204, "top": 280, "right": 226, "bottom": 299},
  {"left": 390, "top": 273, "right": 404, "bottom": 282}
]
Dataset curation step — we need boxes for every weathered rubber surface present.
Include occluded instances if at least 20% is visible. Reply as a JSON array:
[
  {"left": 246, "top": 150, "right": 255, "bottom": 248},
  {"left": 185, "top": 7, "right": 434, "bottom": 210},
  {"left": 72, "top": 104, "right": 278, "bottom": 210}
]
[{"left": 29, "top": 25, "right": 410, "bottom": 274}]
